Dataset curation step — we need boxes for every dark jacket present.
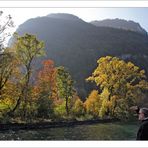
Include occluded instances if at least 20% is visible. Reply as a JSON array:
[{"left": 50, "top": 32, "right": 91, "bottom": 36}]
[{"left": 137, "top": 118, "right": 148, "bottom": 140}]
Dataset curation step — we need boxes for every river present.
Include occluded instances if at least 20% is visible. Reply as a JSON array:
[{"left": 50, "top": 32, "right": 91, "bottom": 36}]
[{"left": 0, "top": 122, "right": 138, "bottom": 140}]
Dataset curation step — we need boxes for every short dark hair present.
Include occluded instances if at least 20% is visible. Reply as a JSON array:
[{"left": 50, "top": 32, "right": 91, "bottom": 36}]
[{"left": 141, "top": 108, "right": 148, "bottom": 118}]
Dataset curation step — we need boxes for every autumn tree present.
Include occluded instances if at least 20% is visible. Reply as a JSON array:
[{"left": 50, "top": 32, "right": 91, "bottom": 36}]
[
  {"left": 36, "top": 60, "right": 57, "bottom": 100},
  {"left": 9, "top": 33, "right": 45, "bottom": 119},
  {"left": 84, "top": 90, "right": 101, "bottom": 118},
  {"left": 87, "top": 56, "right": 148, "bottom": 119},
  {"left": 33, "top": 59, "right": 57, "bottom": 118},
  {"left": 72, "top": 96, "right": 85, "bottom": 117},
  {"left": 54, "top": 100, "right": 66, "bottom": 118},
  {"left": 0, "top": 11, "right": 14, "bottom": 101},
  {"left": 0, "top": 53, "right": 13, "bottom": 99},
  {"left": 0, "top": 51, "right": 21, "bottom": 119},
  {"left": 56, "top": 66, "right": 75, "bottom": 116}
]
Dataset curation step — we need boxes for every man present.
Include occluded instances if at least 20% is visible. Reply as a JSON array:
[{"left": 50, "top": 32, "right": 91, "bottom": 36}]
[{"left": 136, "top": 107, "right": 148, "bottom": 140}]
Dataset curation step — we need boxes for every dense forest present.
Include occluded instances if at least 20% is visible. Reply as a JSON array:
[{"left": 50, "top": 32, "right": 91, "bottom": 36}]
[{"left": 0, "top": 12, "right": 148, "bottom": 124}]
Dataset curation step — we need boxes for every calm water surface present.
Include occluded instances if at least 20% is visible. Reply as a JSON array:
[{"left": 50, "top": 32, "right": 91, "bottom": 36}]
[{"left": 0, "top": 122, "right": 138, "bottom": 140}]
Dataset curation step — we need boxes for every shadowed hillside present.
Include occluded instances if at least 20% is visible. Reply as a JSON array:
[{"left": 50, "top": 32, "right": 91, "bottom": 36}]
[{"left": 11, "top": 13, "right": 148, "bottom": 99}]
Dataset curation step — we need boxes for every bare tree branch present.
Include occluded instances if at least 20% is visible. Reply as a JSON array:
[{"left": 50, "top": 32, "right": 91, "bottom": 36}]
[{"left": 0, "top": 11, "right": 14, "bottom": 52}]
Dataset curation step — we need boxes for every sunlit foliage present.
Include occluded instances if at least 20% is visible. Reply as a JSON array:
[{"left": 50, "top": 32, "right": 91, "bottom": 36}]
[
  {"left": 84, "top": 90, "right": 101, "bottom": 118},
  {"left": 87, "top": 56, "right": 148, "bottom": 119},
  {"left": 9, "top": 33, "right": 45, "bottom": 120}
]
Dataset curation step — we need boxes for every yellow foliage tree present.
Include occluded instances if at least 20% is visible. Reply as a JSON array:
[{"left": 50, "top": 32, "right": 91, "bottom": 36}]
[
  {"left": 87, "top": 56, "right": 148, "bottom": 119},
  {"left": 72, "top": 96, "right": 85, "bottom": 117},
  {"left": 84, "top": 90, "right": 101, "bottom": 118}
]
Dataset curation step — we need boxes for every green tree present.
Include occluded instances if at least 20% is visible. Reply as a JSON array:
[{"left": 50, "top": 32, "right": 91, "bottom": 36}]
[
  {"left": 36, "top": 92, "right": 53, "bottom": 119},
  {"left": 54, "top": 100, "right": 66, "bottom": 119},
  {"left": 56, "top": 66, "right": 75, "bottom": 116},
  {"left": 10, "top": 33, "right": 45, "bottom": 120},
  {"left": 87, "top": 56, "right": 148, "bottom": 119}
]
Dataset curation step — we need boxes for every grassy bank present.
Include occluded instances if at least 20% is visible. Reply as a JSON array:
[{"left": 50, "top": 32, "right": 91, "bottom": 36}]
[{"left": 0, "top": 121, "right": 139, "bottom": 140}]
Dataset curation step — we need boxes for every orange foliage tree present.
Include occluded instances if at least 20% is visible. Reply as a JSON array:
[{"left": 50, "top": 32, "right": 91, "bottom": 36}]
[
  {"left": 33, "top": 59, "right": 57, "bottom": 118},
  {"left": 35, "top": 60, "right": 57, "bottom": 100}
]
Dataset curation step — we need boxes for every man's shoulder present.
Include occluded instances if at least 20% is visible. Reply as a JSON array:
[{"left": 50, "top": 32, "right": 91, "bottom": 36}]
[{"left": 142, "top": 119, "right": 148, "bottom": 127}]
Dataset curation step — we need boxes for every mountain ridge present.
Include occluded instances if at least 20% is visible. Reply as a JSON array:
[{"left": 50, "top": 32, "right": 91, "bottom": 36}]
[{"left": 90, "top": 18, "right": 147, "bottom": 35}]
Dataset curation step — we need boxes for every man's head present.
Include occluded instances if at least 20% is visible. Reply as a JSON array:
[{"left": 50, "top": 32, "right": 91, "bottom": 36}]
[{"left": 139, "top": 108, "right": 148, "bottom": 121}]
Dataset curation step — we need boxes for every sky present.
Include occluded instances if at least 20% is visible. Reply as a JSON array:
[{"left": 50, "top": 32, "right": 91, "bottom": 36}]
[{"left": 1, "top": 8, "right": 148, "bottom": 44}]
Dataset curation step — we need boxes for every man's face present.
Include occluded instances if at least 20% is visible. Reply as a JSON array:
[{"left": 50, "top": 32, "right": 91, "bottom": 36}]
[{"left": 139, "top": 109, "right": 145, "bottom": 121}]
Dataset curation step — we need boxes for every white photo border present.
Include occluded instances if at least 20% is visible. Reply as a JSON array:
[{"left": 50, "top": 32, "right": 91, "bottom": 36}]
[{"left": 0, "top": 0, "right": 148, "bottom": 147}]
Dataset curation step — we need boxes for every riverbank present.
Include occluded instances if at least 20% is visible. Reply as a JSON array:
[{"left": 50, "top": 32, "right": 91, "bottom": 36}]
[
  {"left": 0, "top": 121, "right": 138, "bottom": 140},
  {"left": 0, "top": 118, "right": 119, "bottom": 131}
]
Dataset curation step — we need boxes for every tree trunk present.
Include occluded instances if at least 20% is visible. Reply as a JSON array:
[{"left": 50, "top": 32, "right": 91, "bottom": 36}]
[
  {"left": 23, "top": 63, "right": 31, "bottom": 120},
  {"left": 7, "top": 95, "right": 21, "bottom": 117},
  {"left": 65, "top": 97, "right": 69, "bottom": 116}
]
